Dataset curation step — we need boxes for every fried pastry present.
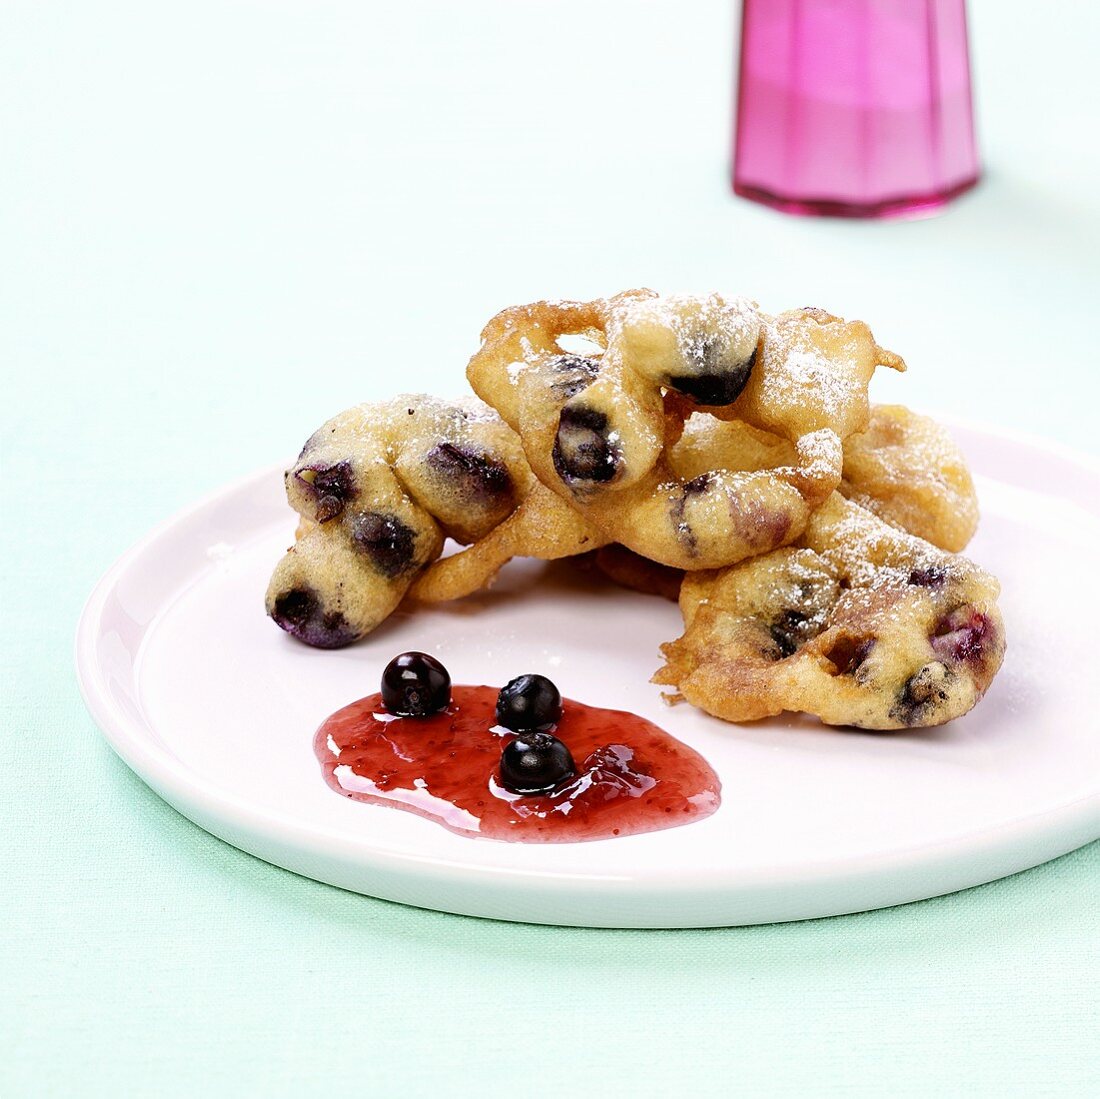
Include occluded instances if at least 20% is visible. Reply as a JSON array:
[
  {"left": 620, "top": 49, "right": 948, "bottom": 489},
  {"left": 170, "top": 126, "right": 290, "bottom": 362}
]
[
  {"left": 670, "top": 403, "right": 979, "bottom": 552},
  {"left": 593, "top": 544, "right": 685, "bottom": 601},
  {"left": 266, "top": 395, "right": 533, "bottom": 647},
  {"left": 265, "top": 292, "right": 1002, "bottom": 734},
  {"left": 468, "top": 291, "right": 905, "bottom": 570},
  {"left": 409, "top": 482, "right": 608, "bottom": 604},
  {"left": 841, "top": 404, "right": 978, "bottom": 552},
  {"left": 267, "top": 395, "right": 614, "bottom": 646},
  {"left": 654, "top": 494, "right": 1004, "bottom": 729}
]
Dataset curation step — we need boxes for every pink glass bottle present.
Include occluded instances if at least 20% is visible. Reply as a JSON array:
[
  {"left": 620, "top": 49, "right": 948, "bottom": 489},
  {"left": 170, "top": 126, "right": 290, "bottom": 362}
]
[{"left": 733, "top": 0, "right": 980, "bottom": 218}]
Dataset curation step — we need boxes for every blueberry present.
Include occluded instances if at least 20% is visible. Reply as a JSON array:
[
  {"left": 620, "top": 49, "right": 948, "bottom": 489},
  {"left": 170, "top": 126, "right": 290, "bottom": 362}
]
[
  {"left": 908, "top": 565, "right": 947, "bottom": 588},
  {"left": 931, "top": 608, "right": 991, "bottom": 663},
  {"left": 426, "top": 442, "right": 514, "bottom": 504},
  {"left": 551, "top": 353, "right": 600, "bottom": 375},
  {"left": 683, "top": 473, "right": 712, "bottom": 495},
  {"left": 903, "top": 664, "right": 945, "bottom": 705},
  {"left": 496, "top": 674, "right": 563, "bottom": 732},
  {"left": 893, "top": 661, "right": 950, "bottom": 722},
  {"left": 549, "top": 354, "right": 600, "bottom": 400},
  {"left": 350, "top": 512, "right": 416, "bottom": 577},
  {"left": 380, "top": 651, "right": 451, "bottom": 716},
  {"left": 552, "top": 406, "right": 621, "bottom": 484},
  {"left": 295, "top": 460, "right": 357, "bottom": 522},
  {"left": 270, "top": 587, "right": 357, "bottom": 649},
  {"left": 668, "top": 341, "right": 757, "bottom": 406},
  {"left": 499, "top": 731, "right": 576, "bottom": 795},
  {"left": 768, "top": 609, "right": 809, "bottom": 659}
]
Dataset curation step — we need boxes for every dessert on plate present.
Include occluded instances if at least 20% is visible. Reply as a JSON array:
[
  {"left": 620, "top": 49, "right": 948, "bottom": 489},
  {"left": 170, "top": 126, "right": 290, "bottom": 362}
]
[{"left": 267, "top": 290, "right": 1004, "bottom": 733}]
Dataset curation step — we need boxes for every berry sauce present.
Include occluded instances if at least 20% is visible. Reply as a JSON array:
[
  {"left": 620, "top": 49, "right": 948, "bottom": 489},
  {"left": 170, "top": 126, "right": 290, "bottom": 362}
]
[{"left": 314, "top": 686, "right": 720, "bottom": 843}]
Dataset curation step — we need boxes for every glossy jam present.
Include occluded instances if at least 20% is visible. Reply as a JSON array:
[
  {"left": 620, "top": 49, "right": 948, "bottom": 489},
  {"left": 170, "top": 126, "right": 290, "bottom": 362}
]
[{"left": 315, "top": 686, "right": 720, "bottom": 843}]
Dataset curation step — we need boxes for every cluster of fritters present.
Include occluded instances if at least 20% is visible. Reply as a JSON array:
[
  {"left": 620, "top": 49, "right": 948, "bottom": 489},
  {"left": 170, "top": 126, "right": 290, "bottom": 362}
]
[{"left": 266, "top": 290, "right": 1005, "bottom": 730}]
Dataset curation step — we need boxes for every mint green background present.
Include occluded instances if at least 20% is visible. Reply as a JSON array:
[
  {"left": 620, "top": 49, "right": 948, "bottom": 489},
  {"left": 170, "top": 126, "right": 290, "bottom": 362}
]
[{"left": 3, "top": 2, "right": 1097, "bottom": 1094}]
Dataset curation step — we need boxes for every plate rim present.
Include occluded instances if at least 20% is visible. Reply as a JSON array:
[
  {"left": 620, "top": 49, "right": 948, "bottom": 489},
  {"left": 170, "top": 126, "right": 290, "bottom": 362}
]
[{"left": 75, "top": 416, "right": 1100, "bottom": 926}]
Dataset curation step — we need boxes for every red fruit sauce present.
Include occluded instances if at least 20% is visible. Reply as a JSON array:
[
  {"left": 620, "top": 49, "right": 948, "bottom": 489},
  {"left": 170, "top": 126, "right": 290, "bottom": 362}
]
[{"left": 314, "top": 686, "right": 720, "bottom": 843}]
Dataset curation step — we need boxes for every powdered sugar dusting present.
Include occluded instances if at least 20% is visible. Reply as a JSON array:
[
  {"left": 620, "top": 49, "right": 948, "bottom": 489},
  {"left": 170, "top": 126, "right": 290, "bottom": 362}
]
[
  {"left": 760, "top": 333, "right": 855, "bottom": 422},
  {"left": 610, "top": 292, "right": 761, "bottom": 380},
  {"left": 812, "top": 496, "right": 945, "bottom": 592}
]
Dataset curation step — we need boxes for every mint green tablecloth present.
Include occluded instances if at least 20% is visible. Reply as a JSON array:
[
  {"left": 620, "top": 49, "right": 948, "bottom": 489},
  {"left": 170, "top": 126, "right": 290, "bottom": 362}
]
[{"left": 3, "top": 2, "right": 1097, "bottom": 1093}]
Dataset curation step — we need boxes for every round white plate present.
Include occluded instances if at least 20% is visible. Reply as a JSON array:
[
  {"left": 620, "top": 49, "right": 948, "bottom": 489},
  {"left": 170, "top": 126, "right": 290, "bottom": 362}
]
[{"left": 76, "top": 420, "right": 1100, "bottom": 927}]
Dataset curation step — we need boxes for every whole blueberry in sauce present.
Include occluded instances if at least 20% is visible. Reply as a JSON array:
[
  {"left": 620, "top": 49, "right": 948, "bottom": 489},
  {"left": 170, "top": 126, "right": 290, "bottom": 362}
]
[
  {"left": 380, "top": 651, "right": 452, "bottom": 717},
  {"left": 496, "top": 674, "right": 563, "bottom": 732},
  {"left": 499, "top": 731, "right": 576, "bottom": 795}
]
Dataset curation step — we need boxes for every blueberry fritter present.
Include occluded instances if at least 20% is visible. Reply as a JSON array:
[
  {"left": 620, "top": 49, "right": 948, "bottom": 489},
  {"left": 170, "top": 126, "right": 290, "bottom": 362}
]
[
  {"left": 670, "top": 404, "right": 979, "bottom": 552},
  {"left": 655, "top": 494, "right": 1004, "bottom": 729},
  {"left": 468, "top": 292, "right": 904, "bottom": 570},
  {"left": 266, "top": 395, "right": 532, "bottom": 646}
]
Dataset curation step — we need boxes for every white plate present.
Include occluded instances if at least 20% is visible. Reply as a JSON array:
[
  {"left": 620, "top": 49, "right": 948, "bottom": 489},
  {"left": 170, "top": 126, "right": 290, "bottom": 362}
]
[{"left": 76, "top": 420, "right": 1100, "bottom": 927}]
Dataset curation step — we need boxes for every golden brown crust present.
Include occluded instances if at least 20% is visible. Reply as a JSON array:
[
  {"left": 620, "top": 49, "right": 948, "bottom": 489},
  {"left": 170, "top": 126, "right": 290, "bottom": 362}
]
[
  {"left": 594, "top": 544, "right": 684, "bottom": 601},
  {"left": 265, "top": 395, "right": 535, "bottom": 646},
  {"left": 267, "top": 291, "right": 1000, "bottom": 734},
  {"left": 655, "top": 495, "right": 1005, "bottom": 729},
  {"left": 468, "top": 292, "right": 904, "bottom": 570},
  {"left": 671, "top": 404, "right": 979, "bottom": 553},
  {"left": 410, "top": 483, "right": 608, "bottom": 603},
  {"left": 840, "top": 404, "right": 979, "bottom": 552}
]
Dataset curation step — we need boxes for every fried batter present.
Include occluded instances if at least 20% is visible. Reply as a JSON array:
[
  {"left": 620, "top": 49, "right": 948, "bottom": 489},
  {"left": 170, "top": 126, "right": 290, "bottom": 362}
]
[
  {"left": 655, "top": 494, "right": 1004, "bottom": 729},
  {"left": 468, "top": 292, "right": 904, "bottom": 570},
  {"left": 671, "top": 404, "right": 979, "bottom": 552},
  {"left": 266, "top": 395, "right": 533, "bottom": 646}
]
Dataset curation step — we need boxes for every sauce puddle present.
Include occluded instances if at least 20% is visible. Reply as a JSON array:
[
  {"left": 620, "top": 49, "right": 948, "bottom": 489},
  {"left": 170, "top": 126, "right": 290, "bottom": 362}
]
[{"left": 315, "top": 686, "right": 720, "bottom": 842}]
